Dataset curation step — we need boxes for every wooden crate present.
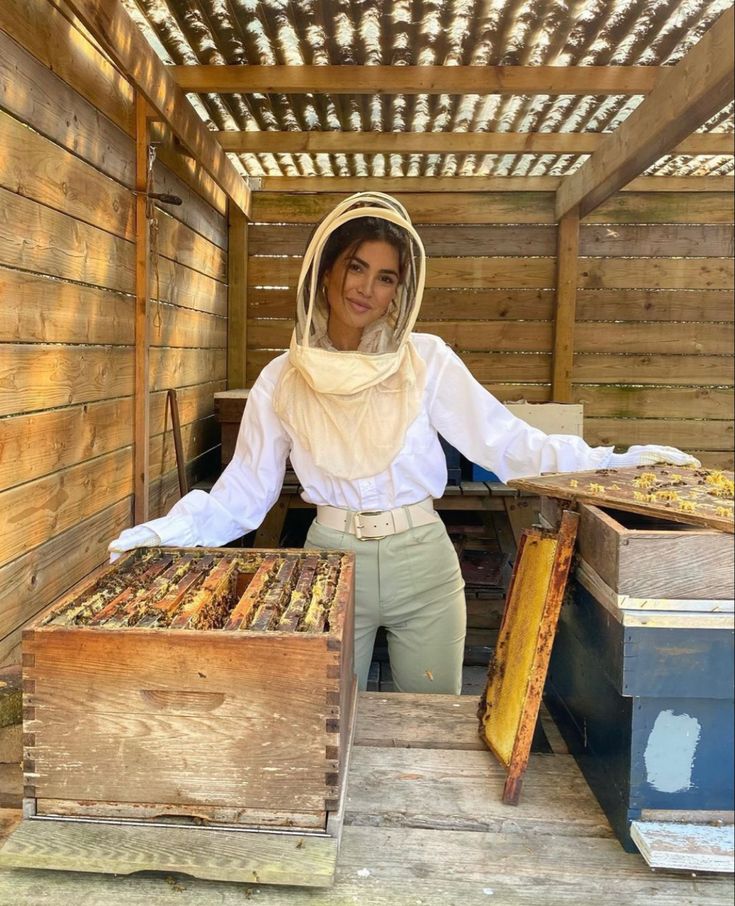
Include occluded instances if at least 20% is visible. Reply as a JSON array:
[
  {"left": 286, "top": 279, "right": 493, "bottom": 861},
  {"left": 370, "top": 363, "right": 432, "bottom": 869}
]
[
  {"left": 5, "top": 547, "right": 356, "bottom": 886},
  {"left": 542, "top": 501, "right": 734, "bottom": 851},
  {"left": 214, "top": 389, "right": 250, "bottom": 465}
]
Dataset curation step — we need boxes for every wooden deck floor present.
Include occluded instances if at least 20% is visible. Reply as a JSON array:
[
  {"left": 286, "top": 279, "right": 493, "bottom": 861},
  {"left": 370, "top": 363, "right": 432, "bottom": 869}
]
[{"left": 0, "top": 693, "right": 732, "bottom": 905}]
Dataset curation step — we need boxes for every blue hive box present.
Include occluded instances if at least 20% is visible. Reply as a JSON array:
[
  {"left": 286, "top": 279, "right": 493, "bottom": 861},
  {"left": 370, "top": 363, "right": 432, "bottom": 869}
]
[{"left": 543, "top": 499, "right": 734, "bottom": 851}]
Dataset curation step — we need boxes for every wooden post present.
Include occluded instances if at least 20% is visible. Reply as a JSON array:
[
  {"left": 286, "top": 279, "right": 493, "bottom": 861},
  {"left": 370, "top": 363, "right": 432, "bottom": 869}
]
[
  {"left": 556, "top": 7, "right": 734, "bottom": 220},
  {"left": 551, "top": 207, "right": 580, "bottom": 403},
  {"left": 134, "top": 92, "right": 150, "bottom": 524},
  {"left": 228, "top": 203, "right": 248, "bottom": 389}
]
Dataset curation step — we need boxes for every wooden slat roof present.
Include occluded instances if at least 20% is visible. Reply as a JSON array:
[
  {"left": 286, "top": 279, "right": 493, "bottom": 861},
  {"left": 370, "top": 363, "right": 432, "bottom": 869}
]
[{"left": 121, "top": 0, "right": 734, "bottom": 180}]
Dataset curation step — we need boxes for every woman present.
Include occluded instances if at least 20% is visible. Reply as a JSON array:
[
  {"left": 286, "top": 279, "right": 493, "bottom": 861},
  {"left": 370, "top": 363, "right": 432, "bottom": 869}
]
[{"left": 110, "top": 192, "right": 698, "bottom": 694}]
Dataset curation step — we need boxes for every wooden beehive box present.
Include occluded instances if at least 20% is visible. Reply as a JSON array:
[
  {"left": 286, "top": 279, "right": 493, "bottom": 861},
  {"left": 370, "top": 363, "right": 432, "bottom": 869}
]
[
  {"left": 541, "top": 500, "right": 734, "bottom": 853},
  {"left": 6, "top": 547, "right": 356, "bottom": 886}
]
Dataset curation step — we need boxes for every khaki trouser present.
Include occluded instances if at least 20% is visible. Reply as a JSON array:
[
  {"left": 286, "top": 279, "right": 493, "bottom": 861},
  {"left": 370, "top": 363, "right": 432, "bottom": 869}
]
[{"left": 305, "top": 518, "right": 467, "bottom": 694}]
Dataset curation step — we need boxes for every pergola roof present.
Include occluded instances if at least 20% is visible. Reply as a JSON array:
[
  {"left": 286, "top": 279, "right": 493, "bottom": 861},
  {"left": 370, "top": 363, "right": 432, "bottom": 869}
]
[{"left": 120, "top": 0, "right": 734, "bottom": 180}]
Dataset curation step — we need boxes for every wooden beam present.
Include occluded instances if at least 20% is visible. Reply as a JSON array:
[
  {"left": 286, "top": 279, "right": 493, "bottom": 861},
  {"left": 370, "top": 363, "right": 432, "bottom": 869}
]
[
  {"left": 252, "top": 176, "right": 734, "bottom": 194},
  {"left": 227, "top": 205, "right": 248, "bottom": 390},
  {"left": 556, "top": 8, "right": 735, "bottom": 220},
  {"left": 217, "top": 130, "right": 733, "bottom": 156},
  {"left": 551, "top": 208, "right": 580, "bottom": 403},
  {"left": 134, "top": 93, "right": 150, "bottom": 524},
  {"left": 63, "top": 0, "right": 250, "bottom": 215},
  {"left": 171, "top": 65, "right": 662, "bottom": 96}
]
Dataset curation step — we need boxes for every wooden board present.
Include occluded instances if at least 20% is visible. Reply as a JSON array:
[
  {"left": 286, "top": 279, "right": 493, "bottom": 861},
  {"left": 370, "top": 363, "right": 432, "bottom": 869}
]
[
  {"left": 479, "top": 510, "right": 579, "bottom": 805},
  {"left": 630, "top": 821, "right": 735, "bottom": 873},
  {"left": 509, "top": 465, "right": 734, "bottom": 533},
  {"left": 0, "top": 816, "right": 338, "bottom": 886}
]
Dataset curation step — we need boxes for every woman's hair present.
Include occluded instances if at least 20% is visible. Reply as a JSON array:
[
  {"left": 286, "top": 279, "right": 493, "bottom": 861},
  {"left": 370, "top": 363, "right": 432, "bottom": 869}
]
[{"left": 316, "top": 216, "right": 411, "bottom": 286}]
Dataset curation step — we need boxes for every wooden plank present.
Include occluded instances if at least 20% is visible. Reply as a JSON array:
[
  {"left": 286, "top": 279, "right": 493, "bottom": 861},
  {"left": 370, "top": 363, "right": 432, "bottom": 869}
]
[
  {"left": 172, "top": 64, "right": 662, "bottom": 96},
  {"left": 578, "top": 258, "right": 733, "bottom": 290},
  {"left": 583, "top": 417, "right": 733, "bottom": 452},
  {"left": 552, "top": 208, "right": 580, "bottom": 402},
  {"left": 0, "top": 0, "right": 227, "bottom": 216},
  {"left": 149, "top": 306, "right": 227, "bottom": 350},
  {"left": 1, "top": 821, "right": 734, "bottom": 903},
  {"left": 0, "top": 399, "right": 133, "bottom": 491},
  {"left": 150, "top": 380, "right": 223, "bottom": 433},
  {"left": 249, "top": 256, "right": 557, "bottom": 289},
  {"left": 253, "top": 174, "right": 735, "bottom": 194},
  {"left": 0, "top": 267, "right": 133, "bottom": 344},
  {"left": 156, "top": 144, "right": 228, "bottom": 218},
  {"left": 0, "top": 447, "right": 133, "bottom": 569},
  {"left": 586, "top": 192, "right": 735, "bottom": 224},
  {"left": 156, "top": 210, "right": 227, "bottom": 283},
  {"left": 0, "top": 817, "right": 338, "bottom": 886},
  {"left": 572, "top": 354, "right": 734, "bottom": 386},
  {"left": 150, "top": 161, "right": 229, "bottom": 250},
  {"left": 0, "top": 186, "right": 133, "bottom": 292},
  {"left": 252, "top": 192, "right": 556, "bottom": 224},
  {"left": 0, "top": 387, "right": 218, "bottom": 498},
  {"left": 220, "top": 131, "right": 732, "bottom": 156},
  {"left": 630, "top": 821, "right": 735, "bottom": 873},
  {"left": 355, "top": 693, "right": 486, "bottom": 750},
  {"left": 0, "top": 0, "right": 132, "bottom": 131},
  {"left": 152, "top": 256, "right": 228, "bottom": 316},
  {"left": 249, "top": 223, "right": 735, "bottom": 260},
  {"left": 573, "top": 387, "right": 734, "bottom": 421},
  {"left": 228, "top": 204, "right": 248, "bottom": 389},
  {"left": 0, "top": 345, "right": 133, "bottom": 418},
  {"left": 250, "top": 223, "right": 558, "bottom": 257},
  {"left": 509, "top": 465, "right": 734, "bottom": 534},
  {"left": 0, "top": 499, "right": 131, "bottom": 645},
  {"left": 148, "top": 347, "right": 227, "bottom": 393},
  {"left": 557, "top": 8, "right": 734, "bottom": 220},
  {"left": 148, "top": 416, "right": 219, "bottom": 482},
  {"left": 575, "top": 288, "right": 735, "bottom": 323},
  {"left": 63, "top": 0, "right": 249, "bottom": 215},
  {"left": 575, "top": 322, "right": 734, "bottom": 356},
  {"left": 347, "top": 744, "right": 609, "bottom": 837},
  {"left": 0, "top": 29, "right": 134, "bottom": 187},
  {"left": 134, "top": 93, "right": 150, "bottom": 525},
  {"left": 0, "top": 107, "right": 133, "bottom": 240},
  {"left": 579, "top": 224, "right": 735, "bottom": 258}
]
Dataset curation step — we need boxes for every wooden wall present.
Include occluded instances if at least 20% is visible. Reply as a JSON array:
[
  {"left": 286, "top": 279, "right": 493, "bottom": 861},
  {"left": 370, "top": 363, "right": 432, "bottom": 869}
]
[
  {"left": 0, "top": 0, "right": 228, "bottom": 666},
  {"left": 247, "top": 191, "right": 733, "bottom": 470}
]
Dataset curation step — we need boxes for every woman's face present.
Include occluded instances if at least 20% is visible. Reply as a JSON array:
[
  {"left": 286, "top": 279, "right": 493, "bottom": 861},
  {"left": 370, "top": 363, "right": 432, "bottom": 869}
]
[{"left": 322, "top": 239, "right": 401, "bottom": 349}]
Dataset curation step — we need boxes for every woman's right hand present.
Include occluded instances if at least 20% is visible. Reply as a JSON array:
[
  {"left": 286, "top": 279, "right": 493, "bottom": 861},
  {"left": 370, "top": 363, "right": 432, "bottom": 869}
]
[{"left": 108, "top": 525, "right": 161, "bottom": 562}]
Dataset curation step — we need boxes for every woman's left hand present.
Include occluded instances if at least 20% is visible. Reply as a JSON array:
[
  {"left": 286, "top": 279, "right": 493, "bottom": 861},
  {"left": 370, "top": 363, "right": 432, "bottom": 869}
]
[{"left": 609, "top": 445, "right": 701, "bottom": 469}]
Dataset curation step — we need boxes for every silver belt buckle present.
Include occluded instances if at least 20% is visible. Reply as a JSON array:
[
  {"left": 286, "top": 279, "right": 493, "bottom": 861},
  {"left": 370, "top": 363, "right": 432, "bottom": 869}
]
[{"left": 353, "top": 511, "right": 386, "bottom": 541}]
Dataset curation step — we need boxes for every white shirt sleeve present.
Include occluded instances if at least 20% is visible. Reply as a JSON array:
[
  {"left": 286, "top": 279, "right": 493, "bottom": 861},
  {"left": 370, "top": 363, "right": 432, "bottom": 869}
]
[
  {"left": 138, "top": 368, "right": 291, "bottom": 547},
  {"left": 425, "top": 341, "right": 613, "bottom": 482}
]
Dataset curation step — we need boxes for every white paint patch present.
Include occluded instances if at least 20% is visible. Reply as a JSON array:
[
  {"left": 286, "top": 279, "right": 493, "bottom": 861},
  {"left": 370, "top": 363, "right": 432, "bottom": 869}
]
[{"left": 644, "top": 710, "right": 701, "bottom": 793}]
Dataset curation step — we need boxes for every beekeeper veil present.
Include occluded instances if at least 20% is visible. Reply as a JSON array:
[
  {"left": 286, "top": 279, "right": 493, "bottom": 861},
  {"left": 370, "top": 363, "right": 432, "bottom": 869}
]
[{"left": 272, "top": 193, "right": 427, "bottom": 480}]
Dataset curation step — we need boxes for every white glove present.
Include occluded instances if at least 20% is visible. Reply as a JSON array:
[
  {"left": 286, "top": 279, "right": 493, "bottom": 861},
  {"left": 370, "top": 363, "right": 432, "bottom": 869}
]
[
  {"left": 607, "top": 445, "right": 701, "bottom": 469},
  {"left": 108, "top": 525, "right": 161, "bottom": 563}
]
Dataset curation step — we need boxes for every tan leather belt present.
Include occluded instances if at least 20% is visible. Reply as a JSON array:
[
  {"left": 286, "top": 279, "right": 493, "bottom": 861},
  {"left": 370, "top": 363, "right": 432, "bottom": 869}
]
[{"left": 316, "top": 498, "right": 439, "bottom": 541}]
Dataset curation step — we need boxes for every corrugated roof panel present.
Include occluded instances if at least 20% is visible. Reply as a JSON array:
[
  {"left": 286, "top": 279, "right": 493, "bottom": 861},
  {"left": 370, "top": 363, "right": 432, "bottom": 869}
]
[{"left": 121, "top": 0, "right": 734, "bottom": 179}]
